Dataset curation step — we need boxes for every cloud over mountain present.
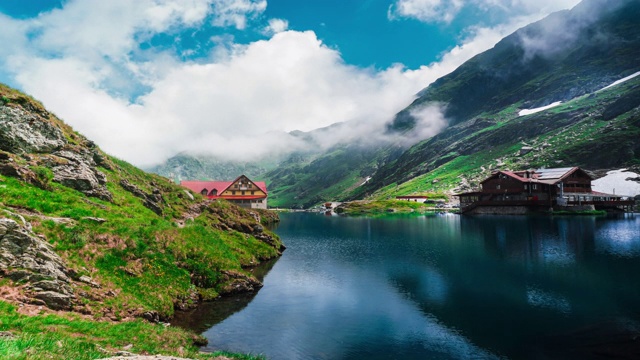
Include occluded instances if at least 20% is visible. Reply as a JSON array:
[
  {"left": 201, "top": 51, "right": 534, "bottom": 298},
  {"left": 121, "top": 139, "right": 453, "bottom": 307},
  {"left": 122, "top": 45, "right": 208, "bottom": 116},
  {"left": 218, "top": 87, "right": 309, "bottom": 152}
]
[{"left": 0, "top": 0, "right": 579, "bottom": 166}]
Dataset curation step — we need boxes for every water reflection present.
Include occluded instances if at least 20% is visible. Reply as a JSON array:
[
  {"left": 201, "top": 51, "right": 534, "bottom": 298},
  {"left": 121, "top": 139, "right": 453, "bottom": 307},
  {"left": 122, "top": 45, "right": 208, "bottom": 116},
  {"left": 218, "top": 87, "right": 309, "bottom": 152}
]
[
  {"left": 182, "top": 213, "right": 640, "bottom": 359},
  {"left": 171, "top": 258, "right": 279, "bottom": 333}
]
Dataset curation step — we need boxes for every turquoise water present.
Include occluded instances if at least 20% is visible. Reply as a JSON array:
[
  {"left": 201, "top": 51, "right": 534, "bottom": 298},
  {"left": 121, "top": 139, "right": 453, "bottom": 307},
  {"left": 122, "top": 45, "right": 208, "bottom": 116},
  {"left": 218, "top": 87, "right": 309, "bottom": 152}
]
[{"left": 174, "top": 213, "right": 640, "bottom": 359}]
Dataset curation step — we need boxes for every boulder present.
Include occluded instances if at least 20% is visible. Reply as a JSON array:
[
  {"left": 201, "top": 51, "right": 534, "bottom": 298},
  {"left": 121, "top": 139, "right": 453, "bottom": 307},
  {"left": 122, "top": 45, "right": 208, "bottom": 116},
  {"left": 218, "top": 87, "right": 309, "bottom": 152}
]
[
  {"left": 520, "top": 146, "right": 534, "bottom": 156},
  {"left": 120, "top": 180, "right": 163, "bottom": 215},
  {"left": 0, "top": 106, "right": 66, "bottom": 154},
  {"left": 0, "top": 218, "right": 75, "bottom": 310},
  {"left": 34, "top": 291, "right": 73, "bottom": 310}
]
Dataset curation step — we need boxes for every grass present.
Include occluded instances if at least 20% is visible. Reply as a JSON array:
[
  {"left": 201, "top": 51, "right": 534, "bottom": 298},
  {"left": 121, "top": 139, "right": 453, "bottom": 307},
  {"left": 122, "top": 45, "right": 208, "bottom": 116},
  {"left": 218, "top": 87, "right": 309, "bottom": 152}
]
[
  {"left": 0, "top": 168, "right": 281, "bottom": 318},
  {"left": 0, "top": 301, "right": 263, "bottom": 360},
  {"left": 0, "top": 82, "right": 285, "bottom": 359}
]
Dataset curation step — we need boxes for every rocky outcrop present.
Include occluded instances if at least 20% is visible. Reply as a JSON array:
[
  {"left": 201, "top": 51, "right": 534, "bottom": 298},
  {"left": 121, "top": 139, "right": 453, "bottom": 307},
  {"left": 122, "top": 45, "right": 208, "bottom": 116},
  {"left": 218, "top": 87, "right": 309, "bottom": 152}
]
[
  {"left": 0, "top": 101, "right": 114, "bottom": 201},
  {"left": 219, "top": 270, "right": 263, "bottom": 294},
  {"left": 119, "top": 180, "right": 164, "bottom": 215},
  {"left": 0, "top": 218, "right": 75, "bottom": 310},
  {"left": 0, "top": 106, "right": 65, "bottom": 154},
  {"left": 50, "top": 149, "right": 113, "bottom": 202}
]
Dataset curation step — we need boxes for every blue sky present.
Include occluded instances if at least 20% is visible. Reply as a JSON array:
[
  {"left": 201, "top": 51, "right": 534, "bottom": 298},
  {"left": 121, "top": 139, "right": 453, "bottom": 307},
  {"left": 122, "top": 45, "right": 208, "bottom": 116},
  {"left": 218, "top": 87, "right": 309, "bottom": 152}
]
[
  {"left": 0, "top": 0, "right": 580, "bottom": 166},
  {"left": 0, "top": 0, "right": 497, "bottom": 68}
]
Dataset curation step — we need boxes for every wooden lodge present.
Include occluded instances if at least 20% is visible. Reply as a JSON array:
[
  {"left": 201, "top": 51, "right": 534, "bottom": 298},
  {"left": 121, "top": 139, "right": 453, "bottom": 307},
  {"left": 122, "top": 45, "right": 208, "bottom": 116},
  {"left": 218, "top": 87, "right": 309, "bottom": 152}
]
[
  {"left": 180, "top": 175, "right": 268, "bottom": 209},
  {"left": 456, "top": 167, "right": 634, "bottom": 214}
]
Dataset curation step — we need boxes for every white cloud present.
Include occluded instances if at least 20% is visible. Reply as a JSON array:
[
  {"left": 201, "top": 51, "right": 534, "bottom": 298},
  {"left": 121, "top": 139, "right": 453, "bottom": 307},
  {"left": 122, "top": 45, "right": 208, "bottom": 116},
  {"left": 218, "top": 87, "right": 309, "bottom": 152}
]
[
  {"left": 0, "top": 0, "right": 581, "bottom": 167},
  {"left": 263, "top": 18, "right": 289, "bottom": 35},
  {"left": 210, "top": 0, "right": 267, "bottom": 29},
  {"left": 389, "top": 0, "right": 464, "bottom": 24},
  {"left": 389, "top": 0, "right": 580, "bottom": 23}
]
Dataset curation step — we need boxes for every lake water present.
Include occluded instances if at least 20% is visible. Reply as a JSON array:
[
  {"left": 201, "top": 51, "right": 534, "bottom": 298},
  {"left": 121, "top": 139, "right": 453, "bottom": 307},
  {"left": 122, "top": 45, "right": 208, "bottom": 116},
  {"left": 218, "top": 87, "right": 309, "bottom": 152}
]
[{"left": 173, "top": 213, "right": 640, "bottom": 359}]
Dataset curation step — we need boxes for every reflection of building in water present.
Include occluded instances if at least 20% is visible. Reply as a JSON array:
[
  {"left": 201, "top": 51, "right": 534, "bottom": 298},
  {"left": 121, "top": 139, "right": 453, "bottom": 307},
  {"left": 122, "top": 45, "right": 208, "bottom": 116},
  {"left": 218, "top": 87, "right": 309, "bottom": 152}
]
[
  {"left": 456, "top": 167, "right": 635, "bottom": 214},
  {"left": 463, "top": 215, "right": 597, "bottom": 265}
]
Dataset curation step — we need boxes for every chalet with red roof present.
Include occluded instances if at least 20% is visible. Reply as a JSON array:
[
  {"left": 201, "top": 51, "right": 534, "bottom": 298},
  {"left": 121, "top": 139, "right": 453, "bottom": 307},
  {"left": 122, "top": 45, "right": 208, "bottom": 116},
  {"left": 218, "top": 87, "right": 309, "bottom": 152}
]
[
  {"left": 181, "top": 175, "right": 268, "bottom": 209},
  {"left": 456, "top": 167, "right": 634, "bottom": 214}
]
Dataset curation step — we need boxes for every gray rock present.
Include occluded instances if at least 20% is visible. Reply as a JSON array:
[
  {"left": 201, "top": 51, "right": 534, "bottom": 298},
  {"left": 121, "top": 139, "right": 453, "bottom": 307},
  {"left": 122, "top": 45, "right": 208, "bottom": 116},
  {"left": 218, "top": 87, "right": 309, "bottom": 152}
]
[
  {"left": 183, "top": 190, "right": 194, "bottom": 201},
  {"left": 0, "top": 218, "right": 76, "bottom": 310},
  {"left": 34, "top": 291, "right": 73, "bottom": 310},
  {"left": 0, "top": 106, "right": 66, "bottom": 154},
  {"left": 0, "top": 331, "right": 15, "bottom": 339},
  {"left": 51, "top": 151, "right": 112, "bottom": 202},
  {"left": 519, "top": 146, "right": 534, "bottom": 156},
  {"left": 142, "top": 311, "right": 160, "bottom": 323},
  {"left": 78, "top": 275, "right": 101, "bottom": 288},
  {"left": 82, "top": 217, "right": 107, "bottom": 223},
  {"left": 120, "top": 180, "right": 163, "bottom": 216}
]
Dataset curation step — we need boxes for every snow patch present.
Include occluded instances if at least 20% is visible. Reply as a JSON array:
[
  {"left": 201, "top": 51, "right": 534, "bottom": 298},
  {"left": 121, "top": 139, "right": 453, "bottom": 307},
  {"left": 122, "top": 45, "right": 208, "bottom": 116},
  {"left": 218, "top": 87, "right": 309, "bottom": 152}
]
[
  {"left": 518, "top": 101, "right": 562, "bottom": 116},
  {"left": 592, "top": 169, "right": 640, "bottom": 197},
  {"left": 597, "top": 71, "right": 640, "bottom": 92}
]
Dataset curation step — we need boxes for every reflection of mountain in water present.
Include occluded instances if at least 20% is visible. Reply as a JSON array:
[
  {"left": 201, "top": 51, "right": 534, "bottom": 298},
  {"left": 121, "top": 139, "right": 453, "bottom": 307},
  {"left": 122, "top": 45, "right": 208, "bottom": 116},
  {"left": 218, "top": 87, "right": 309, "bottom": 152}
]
[{"left": 171, "top": 258, "right": 279, "bottom": 334}]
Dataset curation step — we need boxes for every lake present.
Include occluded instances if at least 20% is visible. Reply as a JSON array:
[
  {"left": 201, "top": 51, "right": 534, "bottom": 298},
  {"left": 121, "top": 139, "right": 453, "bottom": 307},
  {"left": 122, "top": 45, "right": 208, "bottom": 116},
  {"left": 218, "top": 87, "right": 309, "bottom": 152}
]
[{"left": 173, "top": 212, "right": 640, "bottom": 359}]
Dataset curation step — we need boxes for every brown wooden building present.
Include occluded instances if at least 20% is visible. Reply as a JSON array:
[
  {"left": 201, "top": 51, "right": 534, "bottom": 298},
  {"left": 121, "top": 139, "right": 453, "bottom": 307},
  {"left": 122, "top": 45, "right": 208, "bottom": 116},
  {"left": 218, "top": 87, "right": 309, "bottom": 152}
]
[{"left": 457, "top": 167, "right": 634, "bottom": 214}]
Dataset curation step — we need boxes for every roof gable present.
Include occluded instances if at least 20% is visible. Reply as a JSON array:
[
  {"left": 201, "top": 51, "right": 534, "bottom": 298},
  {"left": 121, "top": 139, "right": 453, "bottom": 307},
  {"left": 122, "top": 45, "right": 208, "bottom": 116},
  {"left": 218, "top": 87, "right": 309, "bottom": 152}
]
[
  {"left": 181, "top": 175, "right": 267, "bottom": 196},
  {"left": 230, "top": 175, "right": 268, "bottom": 194}
]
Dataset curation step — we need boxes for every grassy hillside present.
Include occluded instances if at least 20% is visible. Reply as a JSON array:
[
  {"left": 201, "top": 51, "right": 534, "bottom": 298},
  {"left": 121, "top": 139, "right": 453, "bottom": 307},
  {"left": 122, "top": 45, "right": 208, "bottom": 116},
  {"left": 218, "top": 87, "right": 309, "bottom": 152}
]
[
  {"left": 359, "top": 76, "right": 640, "bottom": 200},
  {"left": 0, "top": 83, "right": 281, "bottom": 359}
]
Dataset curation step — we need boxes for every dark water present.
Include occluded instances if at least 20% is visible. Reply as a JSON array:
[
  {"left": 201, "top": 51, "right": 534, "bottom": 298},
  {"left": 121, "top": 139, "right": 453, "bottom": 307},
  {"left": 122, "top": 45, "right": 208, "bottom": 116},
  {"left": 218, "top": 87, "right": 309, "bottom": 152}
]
[{"left": 174, "top": 213, "right": 640, "bottom": 359}]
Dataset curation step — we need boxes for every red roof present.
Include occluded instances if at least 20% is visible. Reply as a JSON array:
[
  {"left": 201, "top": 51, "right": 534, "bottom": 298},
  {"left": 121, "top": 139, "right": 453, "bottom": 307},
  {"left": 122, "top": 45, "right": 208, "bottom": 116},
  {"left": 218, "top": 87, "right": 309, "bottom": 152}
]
[{"left": 180, "top": 175, "right": 268, "bottom": 197}]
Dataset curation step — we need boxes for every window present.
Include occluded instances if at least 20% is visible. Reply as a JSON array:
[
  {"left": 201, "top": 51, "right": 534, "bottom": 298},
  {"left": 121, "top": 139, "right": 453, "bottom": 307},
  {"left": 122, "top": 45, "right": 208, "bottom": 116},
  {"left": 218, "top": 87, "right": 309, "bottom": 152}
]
[
  {"left": 251, "top": 191, "right": 255, "bottom": 195},
  {"left": 496, "top": 185, "right": 501, "bottom": 189},
  {"left": 532, "top": 184, "right": 537, "bottom": 190},
  {"left": 524, "top": 184, "right": 528, "bottom": 190},
  {"left": 242, "top": 191, "right": 245, "bottom": 195},
  {"left": 232, "top": 191, "right": 236, "bottom": 195},
  {"left": 201, "top": 189, "right": 208, "bottom": 195}
]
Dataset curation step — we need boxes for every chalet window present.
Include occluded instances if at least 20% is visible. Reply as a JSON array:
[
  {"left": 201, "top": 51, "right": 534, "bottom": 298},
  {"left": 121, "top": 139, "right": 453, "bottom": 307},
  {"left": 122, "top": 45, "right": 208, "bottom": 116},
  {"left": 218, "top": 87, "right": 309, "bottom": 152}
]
[
  {"left": 251, "top": 191, "right": 255, "bottom": 195},
  {"left": 532, "top": 184, "right": 538, "bottom": 190},
  {"left": 232, "top": 191, "right": 236, "bottom": 195},
  {"left": 242, "top": 191, "right": 245, "bottom": 195},
  {"left": 524, "top": 184, "right": 528, "bottom": 190},
  {"left": 201, "top": 189, "right": 208, "bottom": 195},
  {"left": 496, "top": 185, "right": 501, "bottom": 189}
]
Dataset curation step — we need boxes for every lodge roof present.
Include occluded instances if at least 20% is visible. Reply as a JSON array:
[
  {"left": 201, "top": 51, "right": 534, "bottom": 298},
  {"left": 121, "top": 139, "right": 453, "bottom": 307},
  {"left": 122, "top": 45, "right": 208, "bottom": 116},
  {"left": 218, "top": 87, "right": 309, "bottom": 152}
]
[
  {"left": 180, "top": 175, "right": 267, "bottom": 196},
  {"left": 481, "top": 167, "right": 590, "bottom": 185}
]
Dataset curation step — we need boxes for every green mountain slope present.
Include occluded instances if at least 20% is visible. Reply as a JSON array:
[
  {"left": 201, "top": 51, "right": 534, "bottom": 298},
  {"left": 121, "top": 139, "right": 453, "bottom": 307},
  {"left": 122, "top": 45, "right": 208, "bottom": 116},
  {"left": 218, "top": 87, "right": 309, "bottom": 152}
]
[
  {"left": 0, "top": 84, "right": 281, "bottom": 358},
  {"left": 149, "top": 152, "right": 278, "bottom": 183},
  {"left": 390, "top": 0, "right": 640, "bottom": 129},
  {"left": 357, "top": 76, "right": 640, "bottom": 200},
  {"left": 272, "top": 0, "right": 640, "bottom": 207},
  {"left": 356, "top": 0, "right": 640, "bottom": 198}
]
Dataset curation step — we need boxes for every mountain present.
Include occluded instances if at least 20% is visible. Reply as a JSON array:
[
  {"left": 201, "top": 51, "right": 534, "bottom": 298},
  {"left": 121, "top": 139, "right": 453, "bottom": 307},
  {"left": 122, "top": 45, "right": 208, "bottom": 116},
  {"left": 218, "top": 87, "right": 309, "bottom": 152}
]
[
  {"left": 389, "top": 0, "right": 640, "bottom": 129},
  {"left": 0, "top": 84, "right": 282, "bottom": 358},
  {"left": 149, "top": 152, "right": 279, "bottom": 183},
  {"left": 357, "top": 0, "right": 640, "bottom": 198},
  {"left": 149, "top": 0, "right": 640, "bottom": 209},
  {"left": 270, "top": 0, "right": 640, "bottom": 207}
]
